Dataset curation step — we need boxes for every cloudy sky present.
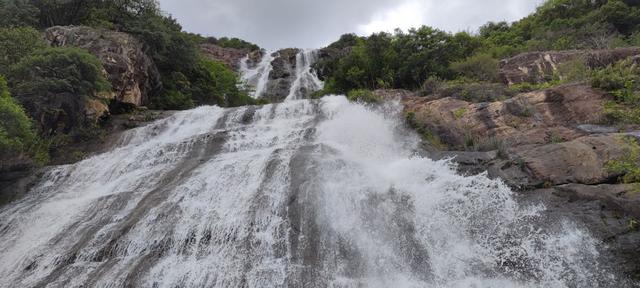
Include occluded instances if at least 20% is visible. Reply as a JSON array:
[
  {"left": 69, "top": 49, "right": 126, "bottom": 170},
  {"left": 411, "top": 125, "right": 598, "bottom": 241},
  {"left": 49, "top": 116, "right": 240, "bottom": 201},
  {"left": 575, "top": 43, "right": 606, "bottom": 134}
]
[{"left": 158, "top": 0, "right": 544, "bottom": 50}]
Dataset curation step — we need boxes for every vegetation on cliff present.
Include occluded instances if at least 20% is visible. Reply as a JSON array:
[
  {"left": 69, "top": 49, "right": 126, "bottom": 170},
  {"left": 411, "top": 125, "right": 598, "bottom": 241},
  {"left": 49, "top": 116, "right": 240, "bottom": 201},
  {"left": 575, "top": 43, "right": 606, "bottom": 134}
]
[
  {"left": 0, "top": 0, "right": 261, "bottom": 166},
  {"left": 0, "top": 76, "right": 44, "bottom": 164}
]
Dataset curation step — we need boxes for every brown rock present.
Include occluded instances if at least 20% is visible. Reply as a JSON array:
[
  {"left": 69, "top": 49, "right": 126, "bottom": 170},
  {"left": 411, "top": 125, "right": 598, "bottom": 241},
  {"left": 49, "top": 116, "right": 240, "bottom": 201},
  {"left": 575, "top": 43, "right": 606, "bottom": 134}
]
[
  {"left": 199, "top": 43, "right": 253, "bottom": 71},
  {"left": 44, "top": 26, "right": 161, "bottom": 106},
  {"left": 513, "top": 134, "right": 630, "bottom": 186},
  {"left": 500, "top": 47, "right": 640, "bottom": 85},
  {"left": 404, "top": 83, "right": 607, "bottom": 149}
]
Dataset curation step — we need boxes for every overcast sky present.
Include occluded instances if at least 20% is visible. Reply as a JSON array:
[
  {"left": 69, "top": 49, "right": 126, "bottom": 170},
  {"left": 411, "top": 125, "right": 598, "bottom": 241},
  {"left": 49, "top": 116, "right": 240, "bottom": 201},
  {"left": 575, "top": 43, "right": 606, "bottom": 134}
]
[{"left": 158, "top": 0, "right": 545, "bottom": 50}]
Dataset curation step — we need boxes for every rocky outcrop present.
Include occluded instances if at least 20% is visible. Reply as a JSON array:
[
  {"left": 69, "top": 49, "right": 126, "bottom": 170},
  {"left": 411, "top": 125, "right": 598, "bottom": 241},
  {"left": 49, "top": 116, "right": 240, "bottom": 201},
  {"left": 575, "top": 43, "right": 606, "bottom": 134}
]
[
  {"left": 405, "top": 83, "right": 607, "bottom": 149},
  {"left": 199, "top": 43, "right": 257, "bottom": 71},
  {"left": 511, "top": 134, "right": 630, "bottom": 186},
  {"left": 44, "top": 26, "right": 161, "bottom": 106},
  {"left": 262, "top": 48, "right": 299, "bottom": 102},
  {"left": 500, "top": 47, "right": 640, "bottom": 85}
]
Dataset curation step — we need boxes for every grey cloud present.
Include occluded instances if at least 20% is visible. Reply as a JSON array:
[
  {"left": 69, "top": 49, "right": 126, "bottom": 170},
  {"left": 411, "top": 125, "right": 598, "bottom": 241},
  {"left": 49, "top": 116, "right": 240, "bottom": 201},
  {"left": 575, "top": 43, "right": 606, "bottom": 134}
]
[{"left": 158, "top": 0, "right": 542, "bottom": 50}]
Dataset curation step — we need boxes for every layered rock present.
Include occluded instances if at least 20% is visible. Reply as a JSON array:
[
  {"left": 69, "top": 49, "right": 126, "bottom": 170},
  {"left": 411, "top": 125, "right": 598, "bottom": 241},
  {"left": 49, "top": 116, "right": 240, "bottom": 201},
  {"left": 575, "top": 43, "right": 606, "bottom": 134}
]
[
  {"left": 500, "top": 47, "right": 640, "bottom": 85},
  {"left": 44, "top": 26, "right": 161, "bottom": 106}
]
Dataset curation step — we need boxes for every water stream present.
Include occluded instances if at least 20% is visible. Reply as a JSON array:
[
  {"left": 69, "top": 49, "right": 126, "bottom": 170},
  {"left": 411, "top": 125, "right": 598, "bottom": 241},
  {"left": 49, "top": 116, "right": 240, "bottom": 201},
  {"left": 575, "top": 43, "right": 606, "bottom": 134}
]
[{"left": 0, "top": 95, "right": 618, "bottom": 287}]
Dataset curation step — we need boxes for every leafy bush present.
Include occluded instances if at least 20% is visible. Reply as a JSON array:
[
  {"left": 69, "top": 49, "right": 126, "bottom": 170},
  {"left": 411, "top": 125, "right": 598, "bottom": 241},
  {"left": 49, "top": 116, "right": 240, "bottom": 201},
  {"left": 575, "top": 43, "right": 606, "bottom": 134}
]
[
  {"left": 606, "top": 136, "right": 640, "bottom": 184},
  {"left": 317, "top": 27, "right": 482, "bottom": 93},
  {"left": 10, "top": 47, "right": 110, "bottom": 98},
  {"left": 590, "top": 59, "right": 640, "bottom": 124},
  {"left": 509, "top": 81, "right": 560, "bottom": 93},
  {"left": 450, "top": 53, "right": 500, "bottom": 82},
  {"left": 422, "top": 78, "right": 515, "bottom": 102},
  {"left": 556, "top": 58, "right": 590, "bottom": 82},
  {"left": 0, "top": 75, "right": 45, "bottom": 163},
  {"left": 0, "top": 0, "right": 39, "bottom": 28},
  {"left": 0, "top": 26, "right": 46, "bottom": 75},
  {"left": 152, "top": 58, "right": 256, "bottom": 110},
  {"left": 9, "top": 47, "right": 110, "bottom": 134},
  {"left": 208, "top": 37, "right": 260, "bottom": 51}
]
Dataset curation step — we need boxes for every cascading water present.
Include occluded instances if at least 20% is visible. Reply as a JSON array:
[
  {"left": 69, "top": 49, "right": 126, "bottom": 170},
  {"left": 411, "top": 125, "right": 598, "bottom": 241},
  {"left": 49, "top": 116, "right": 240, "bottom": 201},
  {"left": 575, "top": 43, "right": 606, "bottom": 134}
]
[
  {"left": 285, "top": 49, "right": 324, "bottom": 100},
  {"left": 240, "top": 52, "right": 275, "bottom": 98},
  {"left": 0, "top": 96, "right": 628, "bottom": 287}
]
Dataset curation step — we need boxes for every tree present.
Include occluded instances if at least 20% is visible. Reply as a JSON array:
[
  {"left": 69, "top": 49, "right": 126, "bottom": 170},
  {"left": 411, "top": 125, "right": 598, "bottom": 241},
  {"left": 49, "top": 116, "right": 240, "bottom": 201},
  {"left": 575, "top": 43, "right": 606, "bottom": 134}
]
[
  {"left": 0, "top": 27, "right": 46, "bottom": 75},
  {"left": 0, "top": 0, "right": 39, "bottom": 28},
  {"left": 9, "top": 47, "right": 110, "bottom": 135},
  {"left": 0, "top": 75, "right": 39, "bottom": 160}
]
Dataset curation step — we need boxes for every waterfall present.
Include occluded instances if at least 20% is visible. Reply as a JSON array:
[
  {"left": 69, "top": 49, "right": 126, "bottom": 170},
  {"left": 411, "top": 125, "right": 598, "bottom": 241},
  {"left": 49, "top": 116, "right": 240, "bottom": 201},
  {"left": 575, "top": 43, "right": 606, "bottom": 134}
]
[
  {"left": 285, "top": 49, "right": 324, "bottom": 100},
  {"left": 0, "top": 97, "right": 623, "bottom": 287},
  {"left": 240, "top": 52, "right": 275, "bottom": 98}
]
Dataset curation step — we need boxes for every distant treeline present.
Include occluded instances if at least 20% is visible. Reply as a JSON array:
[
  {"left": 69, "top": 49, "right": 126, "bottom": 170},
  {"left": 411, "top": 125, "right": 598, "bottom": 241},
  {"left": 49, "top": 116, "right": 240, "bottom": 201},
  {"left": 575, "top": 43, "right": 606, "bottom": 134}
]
[{"left": 314, "top": 0, "right": 640, "bottom": 95}]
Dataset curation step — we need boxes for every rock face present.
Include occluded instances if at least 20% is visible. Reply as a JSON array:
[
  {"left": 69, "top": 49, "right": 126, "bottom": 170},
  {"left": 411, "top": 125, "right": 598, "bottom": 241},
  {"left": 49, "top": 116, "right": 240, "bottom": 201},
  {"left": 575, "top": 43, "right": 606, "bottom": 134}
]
[
  {"left": 500, "top": 47, "right": 640, "bottom": 85},
  {"left": 526, "top": 184, "right": 640, "bottom": 280},
  {"left": 512, "top": 134, "right": 629, "bottom": 186},
  {"left": 199, "top": 43, "right": 255, "bottom": 71},
  {"left": 44, "top": 26, "right": 161, "bottom": 106},
  {"left": 262, "top": 48, "right": 300, "bottom": 102},
  {"left": 405, "top": 83, "right": 607, "bottom": 149}
]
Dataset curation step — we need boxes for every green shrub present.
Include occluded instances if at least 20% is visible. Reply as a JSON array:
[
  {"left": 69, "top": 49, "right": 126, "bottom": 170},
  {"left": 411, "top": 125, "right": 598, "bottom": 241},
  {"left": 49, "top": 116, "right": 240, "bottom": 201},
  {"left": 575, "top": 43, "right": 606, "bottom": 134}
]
[
  {"left": 450, "top": 53, "right": 500, "bottom": 82},
  {"left": 191, "top": 58, "right": 248, "bottom": 107},
  {"left": 0, "top": 75, "right": 45, "bottom": 163},
  {"left": 431, "top": 79, "right": 515, "bottom": 102},
  {"left": 151, "top": 58, "right": 256, "bottom": 109},
  {"left": 453, "top": 107, "right": 467, "bottom": 119},
  {"left": 347, "top": 89, "right": 381, "bottom": 103},
  {"left": 606, "top": 136, "right": 640, "bottom": 184},
  {"left": 207, "top": 37, "right": 260, "bottom": 51},
  {"left": 510, "top": 81, "right": 560, "bottom": 93},
  {"left": 556, "top": 58, "right": 590, "bottom": 82},
  {"left": 0, "top": 0, "right": 39, "bottom": 28},
  {"left": 591, "top": 59, "right": 640, "bottom": 123},
  {"left": 10, "top": 47, "right": 110, "bottom": 98},
  {"left": 0, "top": 26, "right": 46, "bottom": 75},
  {"left": 9, "top": 47, "right": 110, "bottom": 135}
]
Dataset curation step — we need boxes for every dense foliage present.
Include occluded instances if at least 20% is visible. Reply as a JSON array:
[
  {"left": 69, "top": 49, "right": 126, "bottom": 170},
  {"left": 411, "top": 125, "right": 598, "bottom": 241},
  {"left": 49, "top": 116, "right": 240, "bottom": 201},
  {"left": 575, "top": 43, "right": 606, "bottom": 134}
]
[
  {"left": 9, "top": 47, "right": 110, "bottom": 135},
  {"left": 153, "top": 58, "right": 256, "bottom": 110},
  {"left": 591, "top": 59, "right": 640, "bottom": 123},
  {"left": 0, "top": 0, "right": 262, "bottom": 166},
  {"left": 315, "top": 28, "right": 482, "bottom": 94},
  {"left": 0, "top": 75, "right": 40, "bottom": 162},
  {"left": 204, "top": 36, "right": 261, "bottom": 51},
  {"left": 0, "top": 26, "right": 46, "bottom": 75},
  {"left": 315, "top": 0, "right": 640, "bottom": 96}
]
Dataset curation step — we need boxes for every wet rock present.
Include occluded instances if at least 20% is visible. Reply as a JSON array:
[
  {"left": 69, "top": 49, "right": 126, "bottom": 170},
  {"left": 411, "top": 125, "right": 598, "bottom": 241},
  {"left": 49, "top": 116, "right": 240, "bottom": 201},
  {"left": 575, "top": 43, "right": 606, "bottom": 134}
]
[
  {"left": 500, "top": 47, "right": 640, "bottom": 85},
  {"left": 429, "top": 150, "right": 498, "bottom": 176},
  {"left": 45, "top": 26, "right": 161, "bottom": 107},
  {"left": 262, "top": 48, "right": 300, "bottom": 102},
  {"left": 525, "top": 184, "right": 640, "bottom": 280}
]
